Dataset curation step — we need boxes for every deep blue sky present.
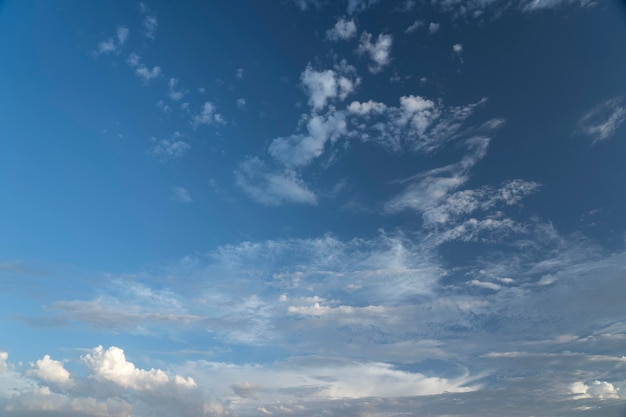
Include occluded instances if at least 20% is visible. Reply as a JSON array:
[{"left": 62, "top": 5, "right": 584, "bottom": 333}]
[{"left": 1, "top": 1, "right": 626, "bottom": 416}]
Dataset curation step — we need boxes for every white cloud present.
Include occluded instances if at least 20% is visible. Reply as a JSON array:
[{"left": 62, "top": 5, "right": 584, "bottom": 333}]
[
  {"left": 149, "top": 137, "right": 190, "bottom": 161},
  {"left": 348, "top": 96, "right": 488, "bottom": 153},
  {"left": 326, "top": 18, "right": 357, "bottom": 41},
  {"left": 192, "top": 101, "right": 225, "bottom": 127},
  {"left": 0, "top": 351, "right": 7, "bottom": 372},
  {"left": 571, "top": 380, "right": 620, "bottom": 400},
  {"left": 429, "top": 22, "right": 440, "bottom": 34},
  {"left": 300, "top": 65, "right": 359, "bottom": 111},
  {"left": 156, "top": 99, "right": 171, "bottom": 113},
  {"left": 269, "top": 111, "right": 347, "bottom": 167},
  {"left": 171, "top": 187, "right": 193, "bottom": 203},
  {"left": 126, "top": 53, "right": 161, "bottom": 83},
  {"left": 453, "top": 43, "right": 463, "bottom": 53},
  {"left": 235, "top": 157, "right": 317, "bottom": 205},
  {"left": 357, "top": 32, "right": 393, "bottom": 73},
  {"left": 28, "top": 355, "right": 73, "bottom": 386},
  {"left": 577, "top": 96, "right": 626, "bottom": 143},
  {"left": 405, "top": 20, "right": 423, "bottom": 33},
  {"left": 82, "top": 346, "right": 168, "bottom": 390},
  {"left": 236, "top": 98, "right": 247, "bottom": 110},
  {"left": 139, "top": 2, "right": 158, "bottom": 39},
  {"left": 168, "top": 77, "right": 186, "bottom": 101},
  {"left": 236, "top": 68, "right": 245, "bottom": 80},
  {"left": 95, "top": 26, "right": 129, "bottom": 55}
]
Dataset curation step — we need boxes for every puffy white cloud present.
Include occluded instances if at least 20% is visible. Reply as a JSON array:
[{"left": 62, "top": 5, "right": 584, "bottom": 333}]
[
  {"left": 126, "top": 53, "right": 161, "bottom": 83},
  {"left": 82, "top": 345, "right": 169, "bottom": 390},
  {"left": 171, "top": 186, "right": 193, "bottom": 203},
  {"left": 301, "top": 65, "right": 358, "bottom": 111},
  {"left": 347, "top": 99, "right": 387, "bottom": 115},
  {"left": 28, "top": 355, "right": 72, "bottom": 386},
  {"left": 326, "top": 18, "right": 357, "bottom": 41},
  {"left": 576, "top": 96, "right": 626, "bottom": 143},
  {"left": 269, "top": 111, "right": 347, "bottom": 167},
  {"left": 192, "top": 101, "right": 225, "bottom": 127},
  {"left": 453, "top": 43, "right": 463, "bottom": 53},
  {"left": 357, "top": 32, "right": 393, "bottom": 73},
  {"left": 428, "top": 22, "right": 440, "bottom": 34},
  {"left": 235, "top": 157, "right": 317, "bottom": 205},
  {"left": 571, "top": 380, "right": 620, "bottom": 400}
]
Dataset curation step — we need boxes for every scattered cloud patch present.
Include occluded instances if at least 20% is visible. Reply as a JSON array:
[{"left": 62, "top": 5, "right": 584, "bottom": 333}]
[
  {"left": 326, "top": 18, "right": 357, "bottom": 41},
  {"left": 171, "top": 187, "right": 193, "bottom": 203},
  {"left": 168, "top": 78, "right": 186, "bottom": 101},
  {"left": 405, "top": 19, "right": 423, "bottom": 33},
  {"left": 192, "top": 101, "right": 225, "bottom": 127},
  {"left": 357, "top": 32, "right": 393, "bottom": 73},
  {"left": 127, "top": 53, "right": 161, "bottom": 83},
  {"left": 429, "top": 22, "right": 440, "bottom": 34},
  {"left": 300, "top": 64, "right": 359, "bottom": 111},
  {"left": 346, "top": 0, "right": 379, "bottom": 14},
  {"left": 236, "top": 98, "right": 247, "bottom": 110},
  {"left": 139, "top": 2, "right": 158, "bottom": 39},
  {"left": 28, "top": 355, "right": 73, "bottom": 387},
  {"left": 269, "top": 111, "right": 347, "bottom": 167},
  {"left": 95, "top": 26, "right": 129, "bottom": 55},
  {"left": 149, "top": 136, "right": 191, "bottom": 162}
]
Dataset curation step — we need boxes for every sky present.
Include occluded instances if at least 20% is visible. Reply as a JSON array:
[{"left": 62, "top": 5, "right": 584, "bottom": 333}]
[{"left": 1, "top": 0, "right": 626, "bottom": 415}]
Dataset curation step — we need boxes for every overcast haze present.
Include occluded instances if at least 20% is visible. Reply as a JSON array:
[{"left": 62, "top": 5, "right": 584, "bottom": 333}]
[{"left": 1, "top": 0, "right": 626, "bottom": 416}]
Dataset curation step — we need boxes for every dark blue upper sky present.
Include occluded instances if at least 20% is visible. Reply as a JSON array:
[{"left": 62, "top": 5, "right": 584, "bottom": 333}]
[{"left": 1, "top": 1, "right": 626, "bottom": 416}]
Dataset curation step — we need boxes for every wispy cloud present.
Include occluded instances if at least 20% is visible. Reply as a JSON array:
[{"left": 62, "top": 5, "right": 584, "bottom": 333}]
[
  {"left": 139, "top": 2, "right": 158, "bottom": 39},
  {"left": 235, "top": 157, "right": 317, "bottom": 205},
  {"left": 171, "top": 187, "right": 193, "bottom": 203},
  {"left": 576, "top": 96, "right": 626, "bottom": 143},
  {"left": 192, "top": 101, "right": 225, "bottom": 128},
  {"left": 95, "top": 26, "right": 129, "bottom": 55}
]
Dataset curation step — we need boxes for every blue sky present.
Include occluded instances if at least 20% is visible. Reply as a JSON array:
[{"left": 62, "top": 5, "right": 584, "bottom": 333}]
[{"left": 1, "top": 0, "right": 626, "bottom": 415}]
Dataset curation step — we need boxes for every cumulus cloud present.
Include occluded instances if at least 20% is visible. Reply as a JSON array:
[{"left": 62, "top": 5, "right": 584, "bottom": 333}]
[
  {"left": 192, "top": 101, "right": 225, "bottom": 127},
  {"left": 0, "top": 351, "right": 7, "bottom": 372},
  {"left": 127, "top": 53, "right": 161, "bottom": 83},
  {"left": 428, "top": 22, "right": 440, "bottom": 34},
  {"left": 326, "top": 18, "right": 357, "bottom": 41},
  {"left": 235, "top": 157, "right": 317, "bottom": 205},
  {"left": 571, "top": 380, "right": 620, "bottom": 400},
  {"left": 28, "top": 355, "right": 73, "bottom": 386},
  {"left": 357, "top": 32, "right": 393, "bottom": 73},
  {"left": 82, "top": 345, "right": 171, "bottom": 390},
  {"left": 269, "top": 111, "right": 347, "bottom": 167},
  {"left": 300, "top": 64, "right": 359, "bottom": 111},
  {"left": 576, "top": 96, "right": 626, "bottom": 143}
]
